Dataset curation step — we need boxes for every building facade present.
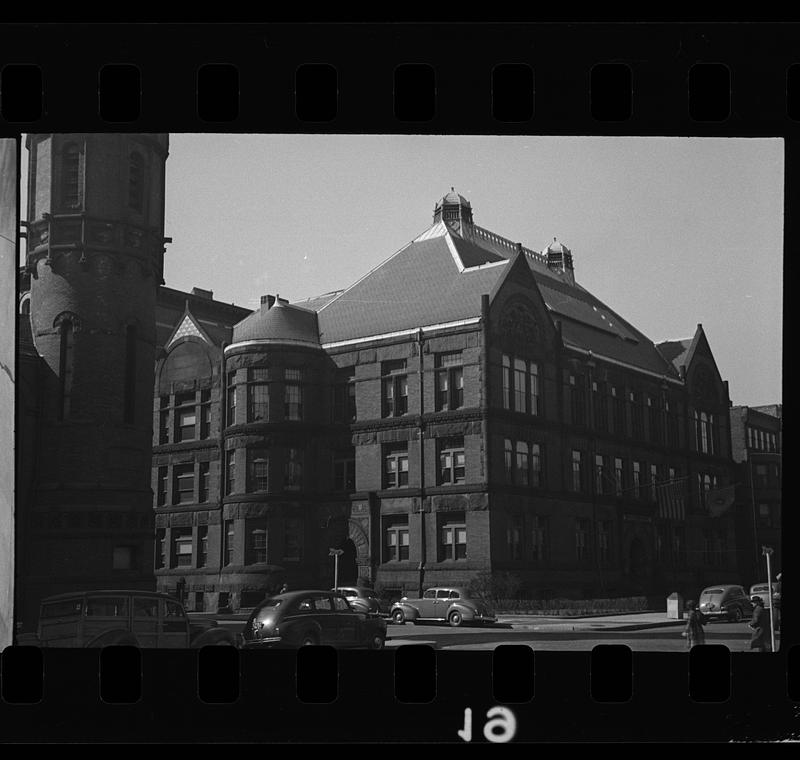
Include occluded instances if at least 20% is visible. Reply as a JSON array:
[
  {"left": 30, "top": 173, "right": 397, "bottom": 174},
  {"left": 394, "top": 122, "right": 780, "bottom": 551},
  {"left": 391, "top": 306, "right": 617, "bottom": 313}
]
[
  {"left": 152, "top": 189, "right": 740, "bottom": 610},
  {"left": 730, "top": 404, "right": 782, "bottom": 583},
  {"left": 17, "top": 136, "right": 745, "bottom": 620},
  {"left": 16, "top": 134, "right": 169, "bottom": 626}
]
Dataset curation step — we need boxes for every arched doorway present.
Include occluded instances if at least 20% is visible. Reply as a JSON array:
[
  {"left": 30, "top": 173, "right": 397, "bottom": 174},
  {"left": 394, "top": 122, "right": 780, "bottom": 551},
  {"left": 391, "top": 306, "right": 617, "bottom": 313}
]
[{"left": 337, "top": 538, "right": 358, "bottom": 585}]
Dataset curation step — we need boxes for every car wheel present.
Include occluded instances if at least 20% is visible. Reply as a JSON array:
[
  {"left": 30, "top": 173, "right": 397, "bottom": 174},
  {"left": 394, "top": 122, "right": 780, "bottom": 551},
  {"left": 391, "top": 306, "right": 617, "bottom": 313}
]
[
  {"left": 448, "top": 610, "right": 463, "bottom": 628},
  {"left": 391, "top": 609, "right": 405, "bottom": 625},
  {"left": 301, "top": 632, "right": 319, "bottom": 647},
  {"left": 730, "top": 607, "right": 743, "bottom": 623},
  {"left": 369, "top": 634, "right": 385, "bottom": 650}
]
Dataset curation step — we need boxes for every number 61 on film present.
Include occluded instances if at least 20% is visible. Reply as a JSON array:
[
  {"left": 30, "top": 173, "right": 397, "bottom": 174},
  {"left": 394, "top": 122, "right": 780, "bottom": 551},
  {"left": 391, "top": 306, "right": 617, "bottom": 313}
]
[{"left": 458, "top": 707, "right": 517, "bottom": 743}]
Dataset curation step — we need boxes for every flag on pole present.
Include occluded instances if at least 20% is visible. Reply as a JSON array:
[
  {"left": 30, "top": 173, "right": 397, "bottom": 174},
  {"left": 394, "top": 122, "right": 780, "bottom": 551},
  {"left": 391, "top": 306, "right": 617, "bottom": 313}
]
[
  {"left": 657, "top": 477, "right": 687, "bottom": 521},
  {"left": 706, "top": 484, "right": 736, "bottom": 517}
]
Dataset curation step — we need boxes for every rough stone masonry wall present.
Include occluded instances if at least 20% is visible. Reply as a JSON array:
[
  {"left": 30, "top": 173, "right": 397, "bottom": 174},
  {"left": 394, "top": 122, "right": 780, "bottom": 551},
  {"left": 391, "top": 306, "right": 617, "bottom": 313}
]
[{"left": 0, "top": 139, "right": 17, "bottom": 649}]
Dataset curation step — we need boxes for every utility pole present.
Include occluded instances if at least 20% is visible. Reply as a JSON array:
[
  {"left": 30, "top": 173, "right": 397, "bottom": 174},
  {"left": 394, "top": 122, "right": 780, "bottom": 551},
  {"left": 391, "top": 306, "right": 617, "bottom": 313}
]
[
  {"left": 762, "top": 545, "right": 776, "bottom": 652},
  {"left": 329, "top": 548, "right": 343, "bottom": 590}
]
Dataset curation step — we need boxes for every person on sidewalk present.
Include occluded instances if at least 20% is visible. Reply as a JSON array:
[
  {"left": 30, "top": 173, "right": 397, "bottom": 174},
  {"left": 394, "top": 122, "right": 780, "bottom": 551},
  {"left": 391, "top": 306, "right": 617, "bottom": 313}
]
[
  {"left": 749, "top": 596, "right": 772, "bottom": 652},
  {"left": 682, "top": 599, "right": 707, "bottom": 649}
]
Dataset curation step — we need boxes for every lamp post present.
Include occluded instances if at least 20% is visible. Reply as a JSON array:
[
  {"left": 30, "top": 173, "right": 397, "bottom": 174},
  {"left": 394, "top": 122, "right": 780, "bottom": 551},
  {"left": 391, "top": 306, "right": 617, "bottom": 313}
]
[{"left": 329, "top": 548, "right": 343, "bottom": 590}]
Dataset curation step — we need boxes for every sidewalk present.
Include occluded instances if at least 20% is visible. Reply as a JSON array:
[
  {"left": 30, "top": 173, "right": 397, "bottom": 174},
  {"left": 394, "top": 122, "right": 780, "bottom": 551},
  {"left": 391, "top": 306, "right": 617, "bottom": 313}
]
[{"left": 496, "top": 611, "right": 688, "bottom": 632}]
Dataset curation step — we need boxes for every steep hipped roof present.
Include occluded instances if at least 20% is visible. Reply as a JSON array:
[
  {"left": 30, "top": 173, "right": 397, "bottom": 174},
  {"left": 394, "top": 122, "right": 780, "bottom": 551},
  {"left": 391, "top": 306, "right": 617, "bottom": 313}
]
[
  {"left": 233, "top": 299, "right": 320, "bottom": 346},
  {"left": 315, "top": 227, "right": 508, "bottom": 344}
]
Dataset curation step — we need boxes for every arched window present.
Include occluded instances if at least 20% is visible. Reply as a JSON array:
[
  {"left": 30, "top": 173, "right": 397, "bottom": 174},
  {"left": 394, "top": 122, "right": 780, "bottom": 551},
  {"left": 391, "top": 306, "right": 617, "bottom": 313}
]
[
  {"left": 59, "top": 320, "right": 74, "bottom": 420},
  {"left": 62, "top": 144, "right": 81, "bottom": 208},
  {"left": 129, "top": 152, "right": 144, "bottom": 212},
  {"left": 19, "top": 295, "right": 30, "bottom": 316},
  {"left": 124, "top": 325, "right": 137, "bottom": 423}
]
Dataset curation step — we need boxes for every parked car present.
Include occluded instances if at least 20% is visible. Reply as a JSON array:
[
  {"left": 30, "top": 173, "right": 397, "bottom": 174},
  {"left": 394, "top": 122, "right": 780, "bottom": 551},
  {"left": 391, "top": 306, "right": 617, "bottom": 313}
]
[
  {"left": 698, "top": 584, "right": 754, "bottom": 622},
  {"left": 389, "top": 587, "right": 496, "bottom": 627},
  {"left": 332, "top": 586, "right": 391, "bottom": 616},
  {"left": 241, "top": 589, "right": 387, "bottom": 649},
  {"left": 31, "top": 590, "right": 237, "bottom": 648},
  {"left": 749, "top": 582, "right": 781, "bottom": 609}
]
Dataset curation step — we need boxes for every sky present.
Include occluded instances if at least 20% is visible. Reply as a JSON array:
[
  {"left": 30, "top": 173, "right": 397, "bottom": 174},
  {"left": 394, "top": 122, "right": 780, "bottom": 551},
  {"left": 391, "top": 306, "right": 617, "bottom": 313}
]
[{"left": 21, "top": 134, "right": 783, "bottom": 407}]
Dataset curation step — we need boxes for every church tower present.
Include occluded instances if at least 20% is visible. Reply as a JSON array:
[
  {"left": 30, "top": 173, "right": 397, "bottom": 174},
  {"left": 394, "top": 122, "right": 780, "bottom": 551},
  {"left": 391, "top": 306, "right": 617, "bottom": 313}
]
[{"left": 21, "top": 134, "right": 169, "bottom": 621}]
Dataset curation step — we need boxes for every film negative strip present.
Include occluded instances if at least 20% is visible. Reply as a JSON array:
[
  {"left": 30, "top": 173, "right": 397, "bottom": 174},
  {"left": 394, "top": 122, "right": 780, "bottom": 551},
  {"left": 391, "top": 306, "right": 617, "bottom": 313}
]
[{"left": 0, "top": 21, "right": 796, "bottom": 743}]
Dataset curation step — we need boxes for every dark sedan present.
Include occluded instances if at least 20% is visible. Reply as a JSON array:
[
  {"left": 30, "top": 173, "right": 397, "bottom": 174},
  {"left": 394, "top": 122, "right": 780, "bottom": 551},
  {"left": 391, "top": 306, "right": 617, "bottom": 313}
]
[{"left": 241, "top": 590, "right": 387, "bottom": 649}]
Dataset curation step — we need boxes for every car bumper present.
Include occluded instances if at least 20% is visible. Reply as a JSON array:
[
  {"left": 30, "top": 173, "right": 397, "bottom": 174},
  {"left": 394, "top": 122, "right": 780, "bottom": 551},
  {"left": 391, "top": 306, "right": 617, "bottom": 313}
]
[{"left": 241, "top": 636, "right": 283, "bottom": 648}]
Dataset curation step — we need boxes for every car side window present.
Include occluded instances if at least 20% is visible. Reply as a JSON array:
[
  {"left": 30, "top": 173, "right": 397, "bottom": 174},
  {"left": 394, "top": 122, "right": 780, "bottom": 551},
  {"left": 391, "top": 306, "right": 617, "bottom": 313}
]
[
  {"left": 164, "top": 601, "right": 185, "bottom": 618},
  {"left": 86, "top": 597, "right": 128, "bottom": 617},
  {"left": 449, "top": 591, "right": 460, "bottom": 599},
  {"left": 314, "top": 596, "right": 333, "bottom": 612},
  {"left": 297, "top": 598, "right": 314, "bottom": 612},
  {"left": 423, "top": 589, "right": 436, "bottom": 599},
  {"left": 436, "top": 590, "right": 450, "bottom": 599},
  {"left": 333, "top": 597, "right": 349, "bottom": 611},
  {"left": 134, "top": 597, "right": 159, "bottom": 618}
]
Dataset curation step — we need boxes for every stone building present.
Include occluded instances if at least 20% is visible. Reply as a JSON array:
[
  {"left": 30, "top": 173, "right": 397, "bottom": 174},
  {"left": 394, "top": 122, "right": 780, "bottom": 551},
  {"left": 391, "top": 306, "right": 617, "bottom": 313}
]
[
  {"left": 153, "top": 189, "right": 740, "bottom": 610},
  {"left": 729, "top": 404, "right": 782, "bottom": 582},
  {"left": 16, "top": 134, "right": 169, "bottom": 626},
  {"left": 17, "top": 136, "right": 743, "bottom": 620}
]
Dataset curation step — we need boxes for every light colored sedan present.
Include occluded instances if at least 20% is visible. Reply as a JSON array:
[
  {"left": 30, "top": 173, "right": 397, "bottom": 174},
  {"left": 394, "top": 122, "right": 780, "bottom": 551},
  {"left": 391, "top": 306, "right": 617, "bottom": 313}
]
[{"left": 389, "top": 587, "right": 496, "bottom": 627}]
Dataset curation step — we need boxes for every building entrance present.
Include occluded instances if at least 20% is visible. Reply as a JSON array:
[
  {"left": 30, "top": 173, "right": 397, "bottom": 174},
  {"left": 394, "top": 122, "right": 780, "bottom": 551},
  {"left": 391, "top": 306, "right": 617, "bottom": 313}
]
[{"left": 337, "top": 538, "right": 358, "bottom": 585}]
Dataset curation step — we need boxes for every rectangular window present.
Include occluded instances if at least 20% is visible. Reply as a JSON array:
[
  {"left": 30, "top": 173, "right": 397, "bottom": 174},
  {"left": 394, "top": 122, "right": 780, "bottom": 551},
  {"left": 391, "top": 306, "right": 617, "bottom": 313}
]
[
  {"left": 648, "top": 396, "right": 661, "bottom": 443},
  {"left": 614, "top": 457, "right": 624, "bottom": 497},
  {"left": 175, "top": 392, "right": 196, "bottom": 442},
  {"left": 531, "top": 515, "right": 549, "bottom": 562},
  {"left": 612, "top": 386, "right": 625, "bottom": 435},
  {"left": 159, "top": 406, "right": 169, "bottom": 445},
  {"left": 384, "top": 445, "right": 409, "bottom": 489},
  {"left": 758, "top": 503, "right": 771, "bottom": 528},
  {"left": 333, "top": 451, "right": 356, "bottom": 491},
  {"left": 755, "top": 463, "right": 768, "bottom": 489},
  {"left": 382, "top": 360, "right": 408, "bottom": 417},
  {"left": 435, "top": 352, "right": 464, "bottom": 412},
  {"left": 172, "top": 529, "right": 193, "bottom": 568},
  {"left": 507, "top": 514, "right": 523, "bottom": 561},
  {"left": 227, "top": 371, "right": 237, "bottom": 427},
  {"left": 384, "top": 517, "right": 410, "bottom": 562},
  {"left": 632, "top": 461, "right": 641, "bottom": 499},
  {"left": 571, "top": 450, "right": 583, "bottom": 492},
  {"left": 439, "top": 515, "right": 467, "bottom": 561},
  {"left": 595, "top": 454, "right": 608, "bottom": 495},
  {"left": 197, "top": 525, "right": 208, "bottom": 568},
  {"left": 199, "top": 389, "right": 211, "bottom": 439},
  {"left": 157, "top": 466, "right": 168, "bottom": 506},
  {"left": 650, "top": 464, "right": 658, "bottom": 502},
  {"left": 515, "top": 441, "right": 530, "bottom": 487},
  {"left": 630, "top": 392, "right": 643, "bottom": 439},
  {"left": 284, "top": 373, "right": 304, "bottom": 421},
  {"left": 593, "top": 381, "right": 608, "bottom": 431},
  {"left": 438, "top": 437, "right": 466, "bottom": 485},
  {"left": 172, "top": 463, "right": 194, "bottom": 505},
  {"left": 284, "top": 448, "right": 304, "bottom": 490},
  {"left": 248, "top": 378, "right": 269, "bottom": 422},
  {"left": 502, "top": 354, "right": 512, "bottom": 410},
  {"left": 575, "top": 518, "right": 589, "bottom": 561},
  {"left": 504, "top": 438, "right": 514, "bottom": 483},
  {"left": 514, "top": 358, "right": 527, "bottom": 413},
  {"left": 198, "top": 462, "right": 210, "bottom": 503},
  {"left": 247, "top": 448, "right": 269, "bottom": 492},
  {"left": 225, "top": 449, "right": 235, "bottom": 495},
  {"left": 283, "top": 518, "right": 302, "bottom": 561},
  {"left": 531, "top": 443, "right": 543, "bottom": 488},
  {"left": 570, "top": 375, "right": 586, "bottom": 426},
  {"left": 529, "top": 362, "right": 540, "bottom": 416},
  {"left": 224, "top": 520, "right": 234, "bottom": 566},
  {"left": 333, "top": 367, "right": 357, "bottom": 422},
  {"left": 246, "top": 521, "right": 268, "bottom": 565}
]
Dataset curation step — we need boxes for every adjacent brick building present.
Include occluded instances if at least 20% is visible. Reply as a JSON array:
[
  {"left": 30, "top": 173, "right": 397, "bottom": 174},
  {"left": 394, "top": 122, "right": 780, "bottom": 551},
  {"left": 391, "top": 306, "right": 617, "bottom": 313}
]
[{"left": 730, "top": 404, "right": 782, "bottom": 582}]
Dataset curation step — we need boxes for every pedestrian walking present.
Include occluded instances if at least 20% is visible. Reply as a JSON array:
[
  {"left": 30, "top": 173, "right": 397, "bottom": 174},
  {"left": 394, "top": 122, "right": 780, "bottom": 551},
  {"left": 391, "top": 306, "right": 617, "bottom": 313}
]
[
  {"left": 682, "top": 599, "right": 707, "bottom": 649},
  {"left": 749, "top": 596, "right": 772, "bottom": 652}
]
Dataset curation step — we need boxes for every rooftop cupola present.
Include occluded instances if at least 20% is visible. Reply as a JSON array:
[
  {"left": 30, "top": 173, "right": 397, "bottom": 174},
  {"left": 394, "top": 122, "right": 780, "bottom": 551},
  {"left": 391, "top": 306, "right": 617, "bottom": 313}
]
[
  {"left": 433, "top": 187, "right": 474, "bottom": 236},
  {"left": 544, "top": 237, "right": 575, "bottom": 285}
]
